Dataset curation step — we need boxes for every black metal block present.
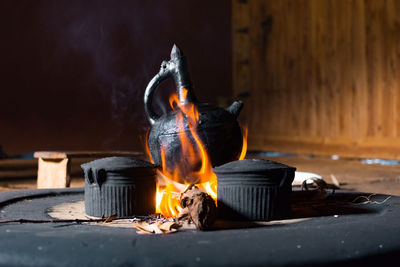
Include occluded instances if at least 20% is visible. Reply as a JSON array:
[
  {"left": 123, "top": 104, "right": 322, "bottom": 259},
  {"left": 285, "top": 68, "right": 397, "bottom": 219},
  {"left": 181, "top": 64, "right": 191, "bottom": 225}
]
[
  {"left": 81, "top": 157, "right": 158, "bottom": 217},
  {"left": 214, "top": 159, "right": 296, "bottom": 221}
]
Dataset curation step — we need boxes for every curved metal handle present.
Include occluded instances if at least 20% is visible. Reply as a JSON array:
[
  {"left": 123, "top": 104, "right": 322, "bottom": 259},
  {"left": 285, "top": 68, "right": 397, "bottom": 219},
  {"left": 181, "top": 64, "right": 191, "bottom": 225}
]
[
  {"left": 144, "top": 45, "right": 197, "bottom": 125},
  {"left": 144, "top": 62, "right": 171, "bottom": 126}
]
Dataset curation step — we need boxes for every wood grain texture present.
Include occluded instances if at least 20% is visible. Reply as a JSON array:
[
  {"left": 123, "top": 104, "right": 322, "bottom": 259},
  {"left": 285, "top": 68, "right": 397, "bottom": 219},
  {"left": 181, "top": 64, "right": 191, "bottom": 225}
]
[
  {"left": 37, "top": 158, "right": 70, "bottom": 189},
  {"left": 33, "top": 151, "right": 143, "bottom": 159},
  {"left": 233, "top": 0, "right": 400, "bottom": 159}
]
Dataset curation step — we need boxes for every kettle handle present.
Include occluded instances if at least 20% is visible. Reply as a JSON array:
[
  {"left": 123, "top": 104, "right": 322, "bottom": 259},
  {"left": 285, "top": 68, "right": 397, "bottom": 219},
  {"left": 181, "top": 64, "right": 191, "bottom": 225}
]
[
  {"left": 144, "top": 61, "right": 171, "bottom": 126},
  {"left": 144, "top": 45, "right": 197, "bottom": 126}
]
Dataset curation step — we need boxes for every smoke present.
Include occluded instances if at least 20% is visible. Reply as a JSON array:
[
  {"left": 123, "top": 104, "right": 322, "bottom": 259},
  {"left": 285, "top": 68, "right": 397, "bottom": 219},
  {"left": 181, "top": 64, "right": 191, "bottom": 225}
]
[
  {"left": 6, "top": 0, "right": 231, "bottom": 151},
  {"left": 37, "top": 1, "right": 176, "bottom": 147}
]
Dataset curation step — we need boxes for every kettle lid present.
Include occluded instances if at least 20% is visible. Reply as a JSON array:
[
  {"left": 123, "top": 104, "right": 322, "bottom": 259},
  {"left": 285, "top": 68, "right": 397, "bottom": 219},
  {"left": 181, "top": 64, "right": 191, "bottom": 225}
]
[
  {"left": 212, "top": 159, "right": 296, "bottom": 174},
  {"left": 81, "top": 157, "right": 158, "bottom": 174}
]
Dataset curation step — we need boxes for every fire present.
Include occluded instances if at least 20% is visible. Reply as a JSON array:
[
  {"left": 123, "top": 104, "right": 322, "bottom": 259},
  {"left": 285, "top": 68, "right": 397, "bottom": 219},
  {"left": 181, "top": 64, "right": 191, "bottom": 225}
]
[
  {"left": 142, "top": 130, "right": 154, "bottom": 164},
  {"left": 145, "top": 89, "right": 247, "bottom": 217},
  {"left": 239, "top": 126, "right": 248, "bottom": 160}
]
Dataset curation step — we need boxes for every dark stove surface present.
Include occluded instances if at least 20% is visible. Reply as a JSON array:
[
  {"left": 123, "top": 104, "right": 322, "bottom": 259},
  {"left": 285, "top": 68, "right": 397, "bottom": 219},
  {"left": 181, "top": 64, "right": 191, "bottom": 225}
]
[{"left": 1, "top": 188, "right": 400, "bottom": 266}]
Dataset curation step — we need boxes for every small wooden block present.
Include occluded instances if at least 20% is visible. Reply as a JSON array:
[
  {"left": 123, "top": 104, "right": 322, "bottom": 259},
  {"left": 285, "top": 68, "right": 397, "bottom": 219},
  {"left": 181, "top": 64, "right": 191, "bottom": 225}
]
[{"left": 37, "top": 158, "right": 70, "bottom": 189}]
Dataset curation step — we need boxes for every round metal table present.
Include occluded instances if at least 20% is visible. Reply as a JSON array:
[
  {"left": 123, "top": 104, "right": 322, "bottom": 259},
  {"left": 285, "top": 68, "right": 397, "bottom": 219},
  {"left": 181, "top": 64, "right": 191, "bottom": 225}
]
[{"left": 1, "top": 188, "right": 399, "bottom": 266}]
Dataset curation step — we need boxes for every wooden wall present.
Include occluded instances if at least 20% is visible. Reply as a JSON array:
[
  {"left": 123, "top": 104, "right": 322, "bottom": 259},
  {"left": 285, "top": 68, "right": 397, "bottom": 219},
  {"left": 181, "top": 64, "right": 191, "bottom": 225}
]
[{"left": 233, "top": 0, "right": 400, "bottom": 159}]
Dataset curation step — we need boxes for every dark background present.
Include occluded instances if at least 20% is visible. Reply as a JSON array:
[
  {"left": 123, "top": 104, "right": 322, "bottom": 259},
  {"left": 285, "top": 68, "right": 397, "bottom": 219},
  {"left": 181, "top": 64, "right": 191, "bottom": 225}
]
[{"left": 0, "top": 0, "right": 232, "bottom": 155}]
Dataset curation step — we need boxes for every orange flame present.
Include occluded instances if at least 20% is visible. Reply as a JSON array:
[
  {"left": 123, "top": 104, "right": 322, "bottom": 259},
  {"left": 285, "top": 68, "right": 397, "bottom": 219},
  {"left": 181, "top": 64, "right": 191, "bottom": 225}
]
[
  {"left": 148, "top": 89, "right": 247, "bottom": 217},
  {"left": 239, "top": 125, "right": 248, "bottom": 160},
  {"left": 142, "top": 130, "right": 154, "bottom": 163}
]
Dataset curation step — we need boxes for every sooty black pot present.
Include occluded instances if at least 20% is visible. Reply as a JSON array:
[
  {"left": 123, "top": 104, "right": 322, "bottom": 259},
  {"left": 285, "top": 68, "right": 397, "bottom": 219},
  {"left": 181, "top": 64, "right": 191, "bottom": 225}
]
[
  {"left": 213, "top": 159, "right": 296, "bottom": 221},
  {"left": 144, "top": 45, "right": 244, "bottom": 184},
  {"left": 81, "top": 157, "right": 158, "bottom": 217}
]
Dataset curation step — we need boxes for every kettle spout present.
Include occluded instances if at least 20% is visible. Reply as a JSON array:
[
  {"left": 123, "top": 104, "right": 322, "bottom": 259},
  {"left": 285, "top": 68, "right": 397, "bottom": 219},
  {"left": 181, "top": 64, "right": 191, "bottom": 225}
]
[
  {"left": 170, "top": 44, "right": 184, "bottom": 60},
  {"left": 226, "top": 101, "right": 244, "bottom": 118}
]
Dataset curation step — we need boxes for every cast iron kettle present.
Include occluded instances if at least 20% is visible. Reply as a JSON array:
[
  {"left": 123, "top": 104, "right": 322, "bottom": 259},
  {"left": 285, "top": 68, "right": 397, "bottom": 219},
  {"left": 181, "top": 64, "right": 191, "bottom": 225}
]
[{"left": 144, "top": 44, "right": 244, "bottom": 184}]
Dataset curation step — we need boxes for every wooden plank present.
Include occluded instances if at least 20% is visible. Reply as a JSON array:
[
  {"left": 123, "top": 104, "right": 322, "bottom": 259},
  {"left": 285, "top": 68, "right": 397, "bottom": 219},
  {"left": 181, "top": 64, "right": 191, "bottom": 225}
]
[
  {"left": 34, "top": 151, "right": 143, "bottom": 159},
  {"left": 233, "top": 0, "right": 400, "bottom": 159},
  {"left": 249, "top": 134, "right": 400, "bottom": 160},
  {"left": 232, "top": 0, "right": 251, "bottom": 127},
  {"left": 0, "top": 169, "right": 37, "bottom": 179},
  {"left": 0, "top": 159, "right": 37, "bottom": 170},
  {"left": 390, "top": 0, "right": 400, "bottom": 138},
  {"left": 351, "top": 0, "right": 368, "bottom": 139}
]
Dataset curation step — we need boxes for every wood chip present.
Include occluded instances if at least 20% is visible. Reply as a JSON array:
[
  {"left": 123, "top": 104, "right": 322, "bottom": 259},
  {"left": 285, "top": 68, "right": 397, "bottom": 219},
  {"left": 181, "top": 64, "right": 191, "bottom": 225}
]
[
  {"left": 104, "top": 214, "right": 118, "bottom": 223},
  {"left": 330, "top": 174, "right": 340, "bottom": 188},
  {"left": 133, "top": 221, "right": 180, "bottom": 234},
  {"left": 159, "top": 221, "right": 181, "bottom": 232}
]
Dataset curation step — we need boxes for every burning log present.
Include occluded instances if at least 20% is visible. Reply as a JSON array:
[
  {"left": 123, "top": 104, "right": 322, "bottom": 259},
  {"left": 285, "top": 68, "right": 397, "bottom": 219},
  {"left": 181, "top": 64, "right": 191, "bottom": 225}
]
[{"left": 178, "top": 185, "right": 217, "bottom": 230}]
